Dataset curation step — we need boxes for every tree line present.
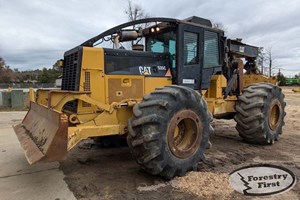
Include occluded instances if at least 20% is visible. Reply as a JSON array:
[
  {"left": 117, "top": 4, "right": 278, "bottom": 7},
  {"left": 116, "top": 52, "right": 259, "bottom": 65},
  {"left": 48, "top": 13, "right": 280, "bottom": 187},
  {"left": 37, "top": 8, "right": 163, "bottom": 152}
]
[{"left": 0, "top": 57, "right": 62, "bottom": 84}]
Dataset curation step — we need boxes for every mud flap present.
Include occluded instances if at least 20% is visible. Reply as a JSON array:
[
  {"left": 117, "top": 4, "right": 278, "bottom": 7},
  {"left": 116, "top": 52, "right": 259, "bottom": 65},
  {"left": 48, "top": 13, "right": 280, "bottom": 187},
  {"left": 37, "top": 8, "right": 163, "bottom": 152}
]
[{"left": 13, "top": 102, "right": 68, "bottom": 164}]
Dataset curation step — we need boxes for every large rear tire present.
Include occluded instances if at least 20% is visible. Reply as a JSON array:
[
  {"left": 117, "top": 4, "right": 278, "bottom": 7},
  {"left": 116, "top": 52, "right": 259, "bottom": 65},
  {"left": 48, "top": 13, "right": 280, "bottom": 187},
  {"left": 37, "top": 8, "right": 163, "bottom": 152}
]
[
  {"left": 127, "top": 85, "right": 213, "bottom": 179},
  {"left": 234, "top": 83, "right": 286, "bottom": 144}
]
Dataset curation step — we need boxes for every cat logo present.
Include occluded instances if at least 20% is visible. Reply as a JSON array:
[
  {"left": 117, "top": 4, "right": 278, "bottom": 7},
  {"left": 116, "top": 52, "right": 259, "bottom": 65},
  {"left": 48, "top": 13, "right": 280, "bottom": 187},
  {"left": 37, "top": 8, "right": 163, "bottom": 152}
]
[{"left": 139, "top": 66, "right": 152, "bottom": 75}]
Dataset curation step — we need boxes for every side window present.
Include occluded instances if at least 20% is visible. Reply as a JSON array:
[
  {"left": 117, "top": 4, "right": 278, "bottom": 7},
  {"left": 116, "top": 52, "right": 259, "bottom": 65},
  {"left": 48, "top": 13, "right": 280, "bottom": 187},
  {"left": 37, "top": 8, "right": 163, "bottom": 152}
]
[
  {"left": 169, "top": 40, "right": 176, "bottom": 68},
  {"left": 184, "top": 31, "right": 198, "bottom": 65},
  {"left": 204, "top": 31, "right": 220, "bottom": 68},
  {"left": 150, "top": 41, "right": 164, "bottom": 53},
  {"left": 149, "top": 39, "right": 176, "bottom": 68}
]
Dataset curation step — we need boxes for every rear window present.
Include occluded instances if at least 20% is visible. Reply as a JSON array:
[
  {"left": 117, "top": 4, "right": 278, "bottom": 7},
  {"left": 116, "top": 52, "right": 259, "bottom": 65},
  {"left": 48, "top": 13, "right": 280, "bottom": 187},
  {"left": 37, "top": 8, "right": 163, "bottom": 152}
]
[{"left": 204, "top": 31, "right": 220, "bottom": 68}]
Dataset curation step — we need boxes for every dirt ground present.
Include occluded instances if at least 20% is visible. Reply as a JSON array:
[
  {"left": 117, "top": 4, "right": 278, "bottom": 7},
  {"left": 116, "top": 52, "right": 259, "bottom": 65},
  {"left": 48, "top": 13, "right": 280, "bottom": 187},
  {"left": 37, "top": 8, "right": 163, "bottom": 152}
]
[{"left": 60, "top": 87, "right": 300, "bottom": 200}]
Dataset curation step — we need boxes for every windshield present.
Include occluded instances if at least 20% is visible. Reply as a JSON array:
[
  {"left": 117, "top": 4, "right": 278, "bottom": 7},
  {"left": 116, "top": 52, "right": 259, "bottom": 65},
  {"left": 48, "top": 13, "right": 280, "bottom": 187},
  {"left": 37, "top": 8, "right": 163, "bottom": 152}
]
[{"left": 146, "top": 31, "right": 176, "bottom": 68}]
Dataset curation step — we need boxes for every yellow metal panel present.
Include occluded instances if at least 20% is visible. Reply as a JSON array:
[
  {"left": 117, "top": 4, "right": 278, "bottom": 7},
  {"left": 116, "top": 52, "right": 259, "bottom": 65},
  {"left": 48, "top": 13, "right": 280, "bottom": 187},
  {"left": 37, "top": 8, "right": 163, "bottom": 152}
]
[
  {"left": 29, "top": 88, "right": 35, "bottom": 102},
  {"left": 214, "top": 97, "right": 236, "bottom": 115},
  {"left": 68, "top": 125, "right": 121, "bottom": 150},
  {"left": 205, "top": 75, "right": 227, "bottom": 99},
  {"left": 204, "top": 98, "right": 215, "bottom": 114},
  {"left": 81, "top": 107, "right": 132, "bottom": 127},
  {"left": 78, "top": 47, "right": 106, "bottom": 112},
  {"left": 205, "top": 96, "right": 237, "bottom": 118},
  {"left": 144, "top": 77, "right": 172, "bottom": 94},
  {"left": 36, "top": 89, "right": 51, "bottom": 106},
  {"left": 107, "top": 77, "right": 144, "bottom": 103},
  {"left": 201, "top": 90, "right": 208, "bottom": 95},
  {"left": 243, "top": 74, "right": 277, "bottom": 88},
  {"left": 203, "top": 75, "right": 237, "bottom": 118},
  {"left": 219, "top": 75, "right": 227, "bottom": 88},
  {"left": 67, "top": 107, "right": 133, "bottom": 150},
  {"left": 105, "top": 75, "right": 144, "bottom": 104},
  {"left": 81, "top": 47, "right": 105, "bottom": 71}
]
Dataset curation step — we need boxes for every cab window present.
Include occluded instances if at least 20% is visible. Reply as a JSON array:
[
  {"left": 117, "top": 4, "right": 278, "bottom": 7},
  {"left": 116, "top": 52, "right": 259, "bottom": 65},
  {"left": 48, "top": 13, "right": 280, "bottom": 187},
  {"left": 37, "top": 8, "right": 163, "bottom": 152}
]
[
  {"left": 183, "top": 31, "right": 198, "bottom": 65},
  {"left": 204, "top": 31, "right": 220, "bottom": 68},
  {"left": 146, "top": 31, "right": 176, "bottom": 68}
]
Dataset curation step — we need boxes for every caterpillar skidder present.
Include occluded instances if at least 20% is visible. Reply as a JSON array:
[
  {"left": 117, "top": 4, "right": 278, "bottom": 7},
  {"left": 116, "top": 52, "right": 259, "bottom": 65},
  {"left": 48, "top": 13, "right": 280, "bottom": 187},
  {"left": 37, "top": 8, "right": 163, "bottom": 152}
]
[{"left": 14, "top": 16, "right": 286, "bottom": 179}]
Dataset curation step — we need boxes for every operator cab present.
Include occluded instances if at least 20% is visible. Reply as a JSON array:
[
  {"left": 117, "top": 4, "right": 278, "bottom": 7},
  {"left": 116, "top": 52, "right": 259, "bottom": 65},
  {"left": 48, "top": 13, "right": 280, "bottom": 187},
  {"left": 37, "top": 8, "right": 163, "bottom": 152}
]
[
  {"left": 143, "top": 17, "right": 223, "bottom": 90},
  {"left": 79, "top": 16, "right": 224, "bottom": 90}
]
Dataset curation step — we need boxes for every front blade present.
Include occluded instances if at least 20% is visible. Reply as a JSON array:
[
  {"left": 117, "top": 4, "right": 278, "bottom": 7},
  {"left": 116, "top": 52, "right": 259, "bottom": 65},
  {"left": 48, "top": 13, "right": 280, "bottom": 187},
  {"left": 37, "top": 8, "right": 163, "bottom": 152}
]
[{"left": 13, "top": 102, "right": 68, "bottom": 164}]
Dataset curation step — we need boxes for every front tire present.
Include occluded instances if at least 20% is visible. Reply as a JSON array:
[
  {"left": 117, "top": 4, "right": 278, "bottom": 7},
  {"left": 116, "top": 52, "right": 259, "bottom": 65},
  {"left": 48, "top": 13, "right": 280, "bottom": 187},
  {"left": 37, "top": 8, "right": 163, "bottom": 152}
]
[
  {"left": 127, "top": 85, "right": 213, "bottom": 179},
  {"left": 234, "top": 83, "right": 286, "bottom": 144}
]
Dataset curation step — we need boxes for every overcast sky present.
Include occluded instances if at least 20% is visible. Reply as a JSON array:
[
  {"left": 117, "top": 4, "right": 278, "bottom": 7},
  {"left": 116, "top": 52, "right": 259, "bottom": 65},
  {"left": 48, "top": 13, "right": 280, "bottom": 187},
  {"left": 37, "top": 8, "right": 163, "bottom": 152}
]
[{"left": 1, "top": 0, "right": 299, "bottom": 76}]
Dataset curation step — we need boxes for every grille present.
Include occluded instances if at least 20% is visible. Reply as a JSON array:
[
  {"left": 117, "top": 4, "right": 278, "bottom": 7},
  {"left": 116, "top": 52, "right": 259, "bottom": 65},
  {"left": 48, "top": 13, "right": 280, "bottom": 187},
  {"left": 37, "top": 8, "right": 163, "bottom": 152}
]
[
  {"left": 62, "top": 47, "right": 81, "bottom": 112},
  {"left": 62, "top": 51, "right": 79, "bottom": 90},
  {"left": 82, "top": 71, "right": 91, "bottom": 107}
]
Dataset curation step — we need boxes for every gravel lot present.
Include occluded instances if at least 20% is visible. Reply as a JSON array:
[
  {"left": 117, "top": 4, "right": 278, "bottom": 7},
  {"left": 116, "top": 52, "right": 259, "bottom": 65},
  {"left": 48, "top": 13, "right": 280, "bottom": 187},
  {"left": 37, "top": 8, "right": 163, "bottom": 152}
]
[{"left": 59, "top": 87, "right": 300, "bottom": 200}]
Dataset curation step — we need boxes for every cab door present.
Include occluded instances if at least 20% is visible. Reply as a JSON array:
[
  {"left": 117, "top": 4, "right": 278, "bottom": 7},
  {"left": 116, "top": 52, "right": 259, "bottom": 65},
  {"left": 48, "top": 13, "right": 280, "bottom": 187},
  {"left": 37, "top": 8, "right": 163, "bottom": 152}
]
[{"left": 176, "top": 24, "right": 203, "bottom": 90}]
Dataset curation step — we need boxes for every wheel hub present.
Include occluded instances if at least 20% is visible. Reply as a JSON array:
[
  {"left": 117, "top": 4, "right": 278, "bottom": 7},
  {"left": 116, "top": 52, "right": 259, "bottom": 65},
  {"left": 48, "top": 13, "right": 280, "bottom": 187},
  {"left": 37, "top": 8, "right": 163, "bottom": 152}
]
[
  {"left": 167, "top": 110, "right": 202, "bottom": 159},
  {"left": 268, "top": 99, "right": 282, "bottom": 131}
]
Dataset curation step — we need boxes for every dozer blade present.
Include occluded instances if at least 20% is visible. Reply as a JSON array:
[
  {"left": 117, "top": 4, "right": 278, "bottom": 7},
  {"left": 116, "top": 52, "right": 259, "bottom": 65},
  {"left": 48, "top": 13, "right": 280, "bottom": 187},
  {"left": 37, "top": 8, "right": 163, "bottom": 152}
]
[{"left": 13, "top": 102, "right": 68, "bottom": 164}]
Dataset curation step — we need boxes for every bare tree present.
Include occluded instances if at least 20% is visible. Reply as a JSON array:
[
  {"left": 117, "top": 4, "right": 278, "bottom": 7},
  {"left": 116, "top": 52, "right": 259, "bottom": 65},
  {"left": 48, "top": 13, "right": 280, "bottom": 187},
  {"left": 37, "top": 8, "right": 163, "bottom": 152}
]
[
  {"left": 257, "top": 47, "right": 265, "bottom": 75},
  {"left": 125, "top": 0, "right": 148, "bottom": 22},
  {"left": 265, "top": 47, "right": 274, "bottom": 77},
  {"left": 124, "top": 0, "right": 150, "bottom": 47}
]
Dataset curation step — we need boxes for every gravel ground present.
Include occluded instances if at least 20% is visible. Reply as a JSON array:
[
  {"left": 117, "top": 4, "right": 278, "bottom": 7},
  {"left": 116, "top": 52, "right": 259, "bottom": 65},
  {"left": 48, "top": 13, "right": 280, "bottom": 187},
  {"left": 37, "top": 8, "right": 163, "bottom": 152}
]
[{"left": 60, "top": 87, "right": 300, "bottom": 200}]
